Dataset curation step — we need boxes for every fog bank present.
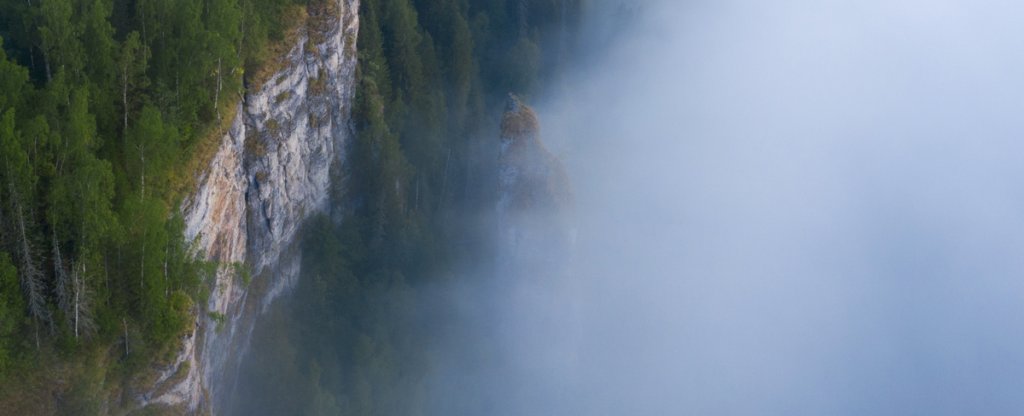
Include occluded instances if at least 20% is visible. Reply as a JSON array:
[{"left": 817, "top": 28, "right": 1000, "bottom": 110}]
[{"left": 449, "top": 0, "right": 1024, "bottom": 414}]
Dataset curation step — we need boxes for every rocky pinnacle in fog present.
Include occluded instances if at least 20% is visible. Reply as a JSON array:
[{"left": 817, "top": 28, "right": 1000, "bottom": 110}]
[{"left": 497, "top": 94, "right": 574, "bottom": 272}]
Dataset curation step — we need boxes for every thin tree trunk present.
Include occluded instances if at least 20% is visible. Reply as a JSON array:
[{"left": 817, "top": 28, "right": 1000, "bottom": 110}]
[
  {"left": 9, "top": 155, "right": 47, "bottom": 339},
  {"left": 140, "top": 0, "right": 147, "bottom": 47},
  {"left": 139, "top": 144, "right": 146, "bottom": 202},
  {"left": 52, "top": 227, "right": 70, "bottom": 320},
  {"left": 104, "top": 254, "right": 110, "bottom": 306},
  {"left": 12, "top": 186, "right": 47, "bottom": 331},
  {"left": 164, "top": 244, "right": 169, "bottom": 297},
  {"left": 123, "top": 64, "right": 129, "bottom": 141},
  {"left": 74, "top": 261, "right": 96, "bottom": 339},
  {"left": 140, "top": 237, "right": 145, "bottom": 291},
  {"left": 238, "top": 1, "right": 246, "bottom": 60},
  {"left": 123, "top": 317, "right": 129, "bottom": 356},
  {"left": 74, "top": 263, "right": 80, "bottom": 338},
  {"left": 215, "top": 57, "right": 222, "bottom": 120}
]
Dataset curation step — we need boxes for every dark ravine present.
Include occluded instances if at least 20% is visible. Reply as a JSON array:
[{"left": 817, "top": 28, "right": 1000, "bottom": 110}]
[{"left": 139, "top": 0, "right": 360, "bottom": 412}]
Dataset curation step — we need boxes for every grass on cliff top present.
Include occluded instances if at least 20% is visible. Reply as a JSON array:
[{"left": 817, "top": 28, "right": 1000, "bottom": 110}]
[
  {"left": 246, "top": 5, "right": 309, "bottom": 93},
  {"left": 171, "top": 99, "right": 239, "bottom": 206},
  {"left": 173, "top": 3, "right": 307, "bottom": 206}
]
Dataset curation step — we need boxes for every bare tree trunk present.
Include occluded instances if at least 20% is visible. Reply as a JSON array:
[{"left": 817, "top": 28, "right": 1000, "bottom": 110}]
[
  {"left": 74, "top": 263, "right": 80, "bottom": 338},
  {"left": 18, "top": 209, "right": 43, "bottom": 313},
  {"left": 138, "top": 144, "right": 146, "bottom": 202},
  {"left": 215, "top": 57, "right": 223, "bottom": 120},
  {"left": 104, "top": 254, "right": 110, "bottom": 306},
  {"left": 164, "top": 243, "right": 169, "bottom": 297},
  {"left": 5, "top": 156, "right": 48, "bottom": 332},
  {"left": 71, "top": 261, "right": 95, "bottom": 339},
  {"left": 11, "top": 186, "right": 48, "bottom": 334},
  {"left": 139, "top": 144, "right": 146, "bottom": 295},
  {"left": 123, "top": 317, "right": 129, "bottom": 356},
  {"left": 140, "top": 0, "right": 146, "bottom": 46},
  {"left": 123, "top": 64, "right": 129, "bottom": 141},
  {"left": 140, "top": 238, "right": 145, "bottom": 291},
  {"left": 238, "top": 1, "right": 246, "bottom": 60},
  {"left": 52, "top": 227, "right": 71, "bottom": 323}
]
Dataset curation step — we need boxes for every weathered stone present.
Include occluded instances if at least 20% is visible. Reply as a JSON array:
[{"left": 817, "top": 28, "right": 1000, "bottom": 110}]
[{"left": 139, "top": 0, "right": 360, "bottom": 412}]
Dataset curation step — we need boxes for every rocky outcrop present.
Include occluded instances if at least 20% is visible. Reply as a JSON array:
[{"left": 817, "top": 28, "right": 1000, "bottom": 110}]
[
  {"left": 139, "top": 0, "right": 360, "bottom": 412},
  {"left": 497, "top": 94, "right": 574, "bottom": 271}
]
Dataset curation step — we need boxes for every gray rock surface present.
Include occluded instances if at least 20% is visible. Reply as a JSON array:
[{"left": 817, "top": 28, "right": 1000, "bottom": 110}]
[{"left": 139, "top": 0, "right": 360, "bottom": 412}]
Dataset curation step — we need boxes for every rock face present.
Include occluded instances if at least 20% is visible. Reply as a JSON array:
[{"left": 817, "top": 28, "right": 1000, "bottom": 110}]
[
  {"left": 139, "top": 0, "right": 360, "bottom": 412},
  {"left": 497, "top": 94, "right": 574, "bottom": 272}
]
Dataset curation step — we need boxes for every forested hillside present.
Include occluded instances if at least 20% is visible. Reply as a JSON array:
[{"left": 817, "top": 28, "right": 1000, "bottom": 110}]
[
  {"left": 0, "top": 0, "right": 316, "bottom": 409},
  {"left": 347, "top": 0, "right": 580, "bottom": 288},
  {"left": 1, "top": 0, "right": 580, "bottom": 412}
]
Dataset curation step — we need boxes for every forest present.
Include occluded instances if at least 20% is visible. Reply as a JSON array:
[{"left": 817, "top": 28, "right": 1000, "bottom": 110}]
[{"left": 0, "top": 0, "right": 580, "bottom": 412}]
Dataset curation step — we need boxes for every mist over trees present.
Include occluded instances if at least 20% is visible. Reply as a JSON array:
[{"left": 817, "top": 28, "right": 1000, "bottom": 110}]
[
  {"left": 0, "top": 0, "right": 583, "bottom": 411},
  {"left": 228, "top": 0, "right": 583, "bottom": 414}
]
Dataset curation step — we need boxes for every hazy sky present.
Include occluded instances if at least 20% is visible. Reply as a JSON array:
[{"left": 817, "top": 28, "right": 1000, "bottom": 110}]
[{"left": 459, "top": 0, "right": 1024, "bottom": 414}]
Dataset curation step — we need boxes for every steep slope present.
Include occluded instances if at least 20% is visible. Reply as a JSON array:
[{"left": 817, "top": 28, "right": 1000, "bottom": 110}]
[{"left": 138, "top": 0, "right": 360, "bottom": 412}]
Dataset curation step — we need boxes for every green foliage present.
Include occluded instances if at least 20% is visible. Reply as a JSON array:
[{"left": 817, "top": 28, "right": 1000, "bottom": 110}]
[
  {"left": 0, "top": 41, "right": 29, "bottom": 110},
  {"left": 208, "top": 311, "right": 227, "bottom": 332},
  {"left": 228, "top": 0, "right": 582, "bottom": 413},
  {"left": 0, "top": 0, "right": 300, "bottom": 407},
  {"left": 126, "top": 105, "right": 179, "bottom": 199},
  {"left": 0, "top": 0, "right": 582, "bottom": 410},
  {"left": 232, "top": 262, "right": 253, "bottom": 286},
  {"left": 0, "top": 253, "right": 26, "bottom": 373},
  {"left": 38, "top": 0, "right": 84, "bottom": 79}
]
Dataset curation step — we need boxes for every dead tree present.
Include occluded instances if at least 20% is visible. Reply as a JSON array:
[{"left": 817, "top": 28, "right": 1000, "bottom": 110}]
[{"left": 6, "top": 178, "right": 49, "bottom": 345}]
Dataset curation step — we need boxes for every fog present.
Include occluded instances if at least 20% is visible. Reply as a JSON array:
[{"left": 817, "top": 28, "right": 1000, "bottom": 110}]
[
  {"left": 224, "top": 1, "right": 1024, "bottom": 414},
  {"left": 433, "top": 0, "right": 1024, "bottom": 415}
]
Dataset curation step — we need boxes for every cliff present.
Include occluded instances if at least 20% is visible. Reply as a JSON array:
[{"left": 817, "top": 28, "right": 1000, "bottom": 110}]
[
  {"left": 497, "top": 94, "right": 574, "bottom": 271},
  {"left": 137, "top": 0, "right": 360, "bottom": 412}
]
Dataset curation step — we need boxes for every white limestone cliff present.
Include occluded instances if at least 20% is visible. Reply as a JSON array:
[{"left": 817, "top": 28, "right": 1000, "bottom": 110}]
[{"left": 138, "top": 0, "right": 359, "bottom": 412}]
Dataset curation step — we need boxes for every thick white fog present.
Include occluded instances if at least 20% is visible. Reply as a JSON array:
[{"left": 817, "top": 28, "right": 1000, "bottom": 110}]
[{"left": 437, "top": 0, "right": 1024, "bottom": 414}]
